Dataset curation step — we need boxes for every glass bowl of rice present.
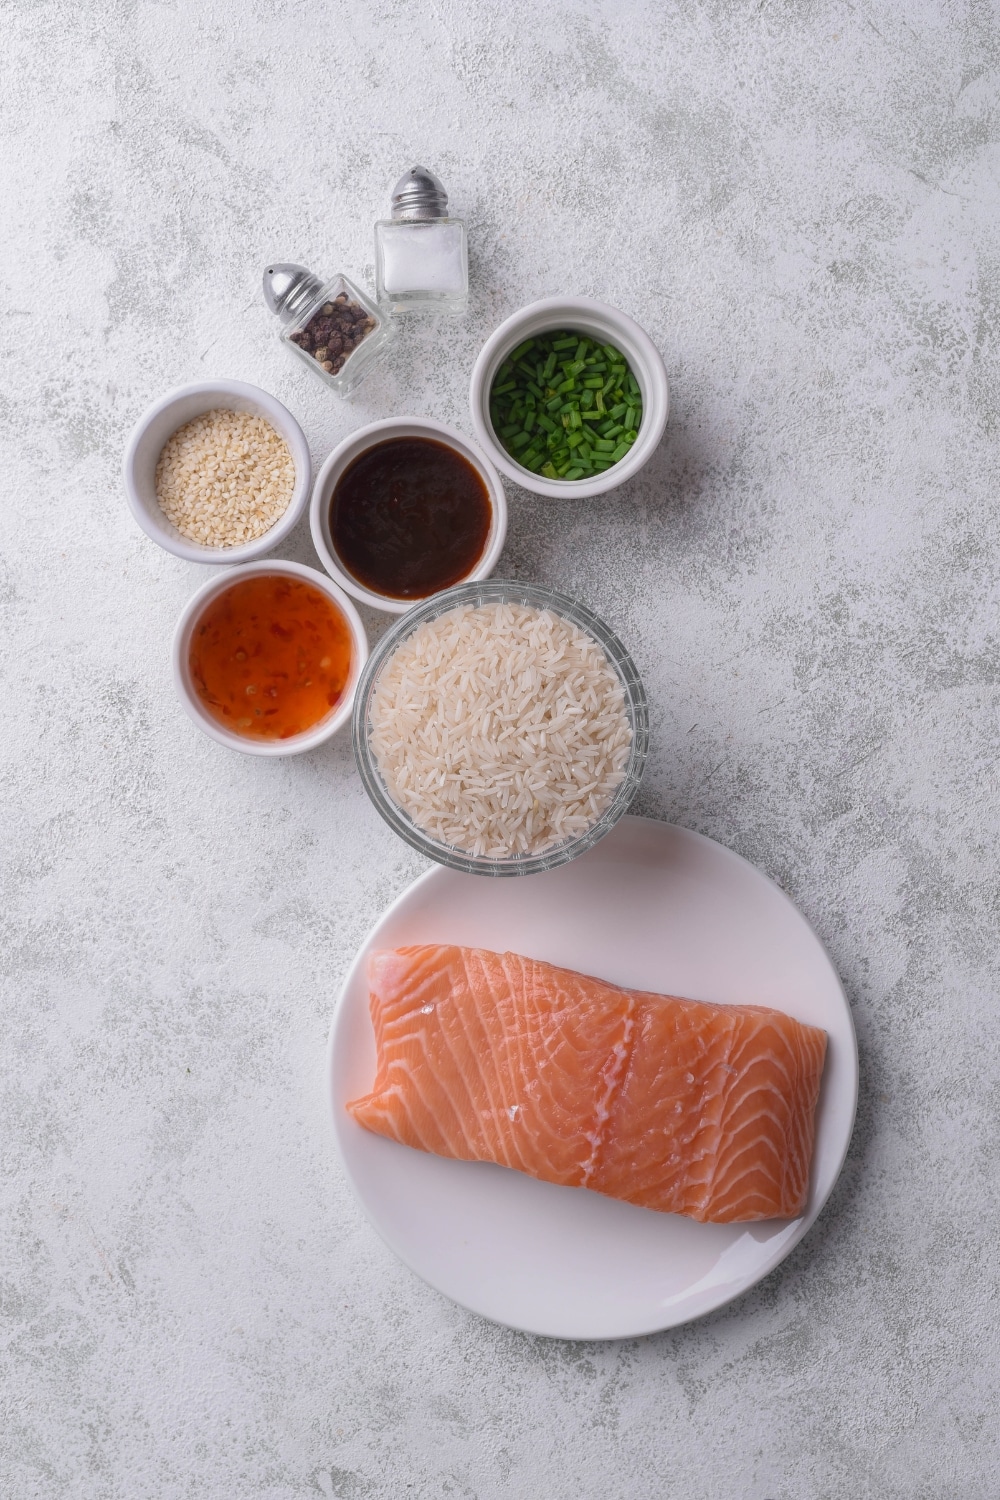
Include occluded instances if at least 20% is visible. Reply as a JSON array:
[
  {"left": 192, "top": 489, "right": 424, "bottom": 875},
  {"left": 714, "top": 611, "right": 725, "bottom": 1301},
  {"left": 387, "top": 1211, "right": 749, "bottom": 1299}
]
[{"left": 352, "top": 578, "right": 649, "bottom": 876}]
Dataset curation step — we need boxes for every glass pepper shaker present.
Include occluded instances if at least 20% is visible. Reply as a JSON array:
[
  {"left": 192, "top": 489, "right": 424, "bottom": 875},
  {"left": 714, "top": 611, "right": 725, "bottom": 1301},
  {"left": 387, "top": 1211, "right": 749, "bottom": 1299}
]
[
  {"left": 262, "top": 263, "right": 391, "bottom": 395},
  {"left": 374, "top": 166, "right": 468, "bottom": 315}
]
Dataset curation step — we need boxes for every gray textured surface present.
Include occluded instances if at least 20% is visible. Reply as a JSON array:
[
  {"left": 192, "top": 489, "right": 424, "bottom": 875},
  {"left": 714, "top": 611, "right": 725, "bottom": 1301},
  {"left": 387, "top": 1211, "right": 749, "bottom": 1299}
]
[{"left": 2, "top": 0, "right": 999, "bottom": 1495}]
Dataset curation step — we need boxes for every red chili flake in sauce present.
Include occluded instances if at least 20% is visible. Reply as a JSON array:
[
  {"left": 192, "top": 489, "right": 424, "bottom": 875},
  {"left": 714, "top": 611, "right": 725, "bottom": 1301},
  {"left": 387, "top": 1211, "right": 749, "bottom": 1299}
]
[{"left": 190, "top": 575, "right": 353, "bottom": 741}]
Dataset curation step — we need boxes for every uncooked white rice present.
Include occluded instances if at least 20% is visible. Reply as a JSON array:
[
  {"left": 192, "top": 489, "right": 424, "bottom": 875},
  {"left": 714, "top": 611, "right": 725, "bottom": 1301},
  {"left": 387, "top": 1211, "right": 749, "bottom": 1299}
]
[
  {"left": 369, "top": 602, "right": 633, "bottom": 858},
  {"left": 155, "top": 407, "right": 295, "bottom": 547}
]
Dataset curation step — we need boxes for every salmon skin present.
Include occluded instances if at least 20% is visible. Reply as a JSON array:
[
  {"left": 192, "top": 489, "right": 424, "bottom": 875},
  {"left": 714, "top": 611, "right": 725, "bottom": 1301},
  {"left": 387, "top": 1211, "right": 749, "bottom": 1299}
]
[{"left": 346, "top": 945, "right": 828, "bottom": 1223}]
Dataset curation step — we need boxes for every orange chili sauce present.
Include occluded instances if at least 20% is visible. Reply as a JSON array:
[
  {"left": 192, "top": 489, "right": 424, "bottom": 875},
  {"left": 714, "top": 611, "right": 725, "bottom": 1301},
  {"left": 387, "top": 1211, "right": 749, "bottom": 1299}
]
[{"left": 189, "top": 575, "right": 353, "bottom": 741}]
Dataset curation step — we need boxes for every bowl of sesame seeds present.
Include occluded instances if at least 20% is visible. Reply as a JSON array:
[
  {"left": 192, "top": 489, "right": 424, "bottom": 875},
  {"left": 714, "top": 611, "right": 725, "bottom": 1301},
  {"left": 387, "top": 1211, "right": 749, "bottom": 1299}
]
[{"left": 122, "top": 379, "right": 312, "bottom": 563}]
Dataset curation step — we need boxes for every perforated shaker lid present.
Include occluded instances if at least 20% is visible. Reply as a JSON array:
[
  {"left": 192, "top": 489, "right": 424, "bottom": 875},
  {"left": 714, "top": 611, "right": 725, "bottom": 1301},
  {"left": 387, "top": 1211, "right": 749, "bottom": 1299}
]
[
  {"left": 390, "top": 166, "right": 449, "bottom": 221},
  {"left": 262, "top": 263, "right": 325, "bottom": 324}
]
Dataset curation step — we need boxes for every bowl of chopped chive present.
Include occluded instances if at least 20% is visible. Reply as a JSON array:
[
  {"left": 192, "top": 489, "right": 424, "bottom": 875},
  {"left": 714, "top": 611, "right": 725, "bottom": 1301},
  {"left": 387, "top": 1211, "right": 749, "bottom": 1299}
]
[{"left": 470, "top": 297, "right": 668, "bottom": 499}]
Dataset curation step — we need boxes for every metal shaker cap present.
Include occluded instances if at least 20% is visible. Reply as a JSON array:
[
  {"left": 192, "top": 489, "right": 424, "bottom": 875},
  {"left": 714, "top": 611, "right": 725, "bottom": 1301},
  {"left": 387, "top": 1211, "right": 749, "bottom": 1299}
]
[
  {"left": 390, "top": 166, "right": 449, "bottom": 221},
  {"left": 262, "top": 263, "right": 325, "bottom": 324}
]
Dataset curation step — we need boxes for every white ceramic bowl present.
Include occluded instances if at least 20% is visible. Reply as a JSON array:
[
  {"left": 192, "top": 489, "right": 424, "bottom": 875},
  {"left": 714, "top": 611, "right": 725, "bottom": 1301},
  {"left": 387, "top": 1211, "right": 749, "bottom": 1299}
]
[
  {"left": 469, "top": 297, "right": 669, "bottom": 500},
  {"left": 123, "top": 379, "right": 312, "bottom": 564},
  {"left": 310, "top": 417, "right": 508, "bottom": 615},
  {"left": 171, "top": 560, "right": 368, "bottom": 757}
]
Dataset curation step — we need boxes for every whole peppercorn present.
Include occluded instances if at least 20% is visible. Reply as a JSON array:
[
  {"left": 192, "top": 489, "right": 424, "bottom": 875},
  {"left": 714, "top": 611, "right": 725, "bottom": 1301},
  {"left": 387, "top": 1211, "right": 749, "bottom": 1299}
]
[{"left": 294, "top": 295, "right": 377, "bottom": 376}]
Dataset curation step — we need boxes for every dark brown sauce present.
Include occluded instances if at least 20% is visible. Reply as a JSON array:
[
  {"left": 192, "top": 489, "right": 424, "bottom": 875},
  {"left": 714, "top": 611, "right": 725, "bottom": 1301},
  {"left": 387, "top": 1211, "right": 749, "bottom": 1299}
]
[{"left": 330, "top": 436, "right": 492, "bottom": 600}]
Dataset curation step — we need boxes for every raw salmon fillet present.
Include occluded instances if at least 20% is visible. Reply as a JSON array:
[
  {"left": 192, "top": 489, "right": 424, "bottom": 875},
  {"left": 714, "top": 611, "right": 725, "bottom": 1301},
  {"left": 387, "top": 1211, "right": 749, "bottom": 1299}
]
[{"left": 346, "top": 945, "right": 828, "bottom": 1223}]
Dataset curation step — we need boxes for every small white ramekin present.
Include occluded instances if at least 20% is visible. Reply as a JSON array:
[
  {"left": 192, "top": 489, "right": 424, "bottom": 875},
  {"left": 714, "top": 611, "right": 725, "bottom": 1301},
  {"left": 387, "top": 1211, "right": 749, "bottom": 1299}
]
[
  {"left": 171, "top": 560, "right": 368, "bottom": 756},
  {"left": 310, "top": 417, "right": 508, "bottom": 616},
  {"left": 469, "top": 297, "right": 669, "bottom": 500},
  {"left": 123, "top": 379, "right": 312, "bottom": 564}
]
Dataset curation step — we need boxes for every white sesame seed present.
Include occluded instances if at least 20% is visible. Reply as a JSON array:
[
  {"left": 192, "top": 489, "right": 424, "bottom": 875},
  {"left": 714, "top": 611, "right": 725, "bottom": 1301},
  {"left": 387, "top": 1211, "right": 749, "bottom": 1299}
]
[{"left": 154, "top": 407, "right": 295, "bottom": 548}]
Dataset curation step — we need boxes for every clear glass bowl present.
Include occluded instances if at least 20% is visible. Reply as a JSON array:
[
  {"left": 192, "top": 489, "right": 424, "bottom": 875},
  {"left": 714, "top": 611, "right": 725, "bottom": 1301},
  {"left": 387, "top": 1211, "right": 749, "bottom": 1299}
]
[{"left": 352, "top": 578, "right": 649, "bottom": 877}]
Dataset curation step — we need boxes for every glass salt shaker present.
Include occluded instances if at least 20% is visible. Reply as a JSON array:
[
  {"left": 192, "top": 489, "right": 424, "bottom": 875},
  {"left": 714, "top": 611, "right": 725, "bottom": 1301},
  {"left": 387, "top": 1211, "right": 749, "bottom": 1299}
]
[
  {"left": 374, "top": 166, "right": 468, "bottom": 315},
  {"left": 262, "top": 263, "right": 391, "bottom": 396}
]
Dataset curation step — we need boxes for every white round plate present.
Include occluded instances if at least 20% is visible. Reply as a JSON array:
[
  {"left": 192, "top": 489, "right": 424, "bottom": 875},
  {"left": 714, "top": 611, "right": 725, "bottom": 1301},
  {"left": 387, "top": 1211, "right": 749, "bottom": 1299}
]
[{"left": 328, "top": 816, "right": 858, "bottom": 1341}]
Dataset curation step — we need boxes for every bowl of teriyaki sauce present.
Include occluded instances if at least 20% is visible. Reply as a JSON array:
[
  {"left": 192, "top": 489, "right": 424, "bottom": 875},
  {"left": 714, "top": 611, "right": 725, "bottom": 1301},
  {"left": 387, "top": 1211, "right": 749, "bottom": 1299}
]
[{"left": 310, "top": 418, "right": 508, "bottom": 614}]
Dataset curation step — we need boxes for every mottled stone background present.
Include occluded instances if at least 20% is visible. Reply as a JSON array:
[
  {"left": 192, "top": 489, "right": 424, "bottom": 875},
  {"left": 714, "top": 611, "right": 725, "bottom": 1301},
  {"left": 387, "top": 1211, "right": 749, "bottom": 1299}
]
[{"left": 3, "top": 0, "right": 999, "bottom": 1494}]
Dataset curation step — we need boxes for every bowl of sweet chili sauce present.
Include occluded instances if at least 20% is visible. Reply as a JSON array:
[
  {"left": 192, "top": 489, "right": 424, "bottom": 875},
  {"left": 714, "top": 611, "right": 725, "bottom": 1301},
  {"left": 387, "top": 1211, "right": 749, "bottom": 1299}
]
[
  {"left": 172, "top": 560, "right": 368, "bottom": 755},
  {"left": 309, "top": 417, "right": 508, "bottom": 615}
]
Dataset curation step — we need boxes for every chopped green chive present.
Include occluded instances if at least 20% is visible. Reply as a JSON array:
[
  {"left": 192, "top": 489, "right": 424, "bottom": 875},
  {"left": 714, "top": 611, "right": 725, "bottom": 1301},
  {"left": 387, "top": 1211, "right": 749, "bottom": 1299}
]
[{"left": 489, "top": 328, "right": 643, "bottom": 481}]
